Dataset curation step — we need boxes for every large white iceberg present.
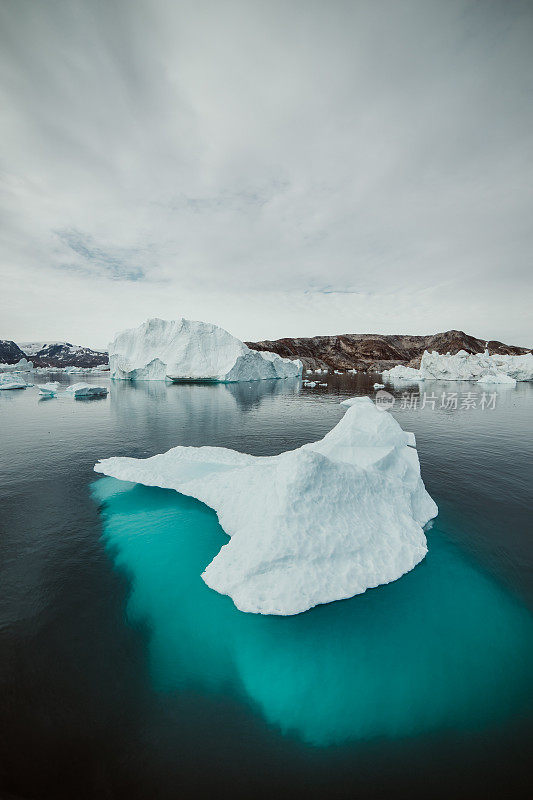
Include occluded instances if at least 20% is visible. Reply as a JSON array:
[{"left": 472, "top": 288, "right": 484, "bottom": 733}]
[
  {"left": 108, "top": 318, "right": 302, "bottom": 382},
  {"left": 419, "top": 350, "right": 532, "bottom": 381},
  {"left": 95, "top": 397, "right": 438, "bottom": 616}
]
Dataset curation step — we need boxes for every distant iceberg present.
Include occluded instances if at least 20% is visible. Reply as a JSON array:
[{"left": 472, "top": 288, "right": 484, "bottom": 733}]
[
  {"left": 382, "top": 365, "right": 424, "bottom": 382},
  {"left": 108, "top": 318, "right": 302, "bottom": 383},
  {"left": 382, "top": 350, "right": 532, "bottom": 383},
  {"left": 95, "top": 396, "right": 437, "bottom": 616},
  {"left": 419, "top": 350, "right": 532, "bottom": 382},
  {"left": 0, "top": 357, "right": 33, "bottom": 373}
]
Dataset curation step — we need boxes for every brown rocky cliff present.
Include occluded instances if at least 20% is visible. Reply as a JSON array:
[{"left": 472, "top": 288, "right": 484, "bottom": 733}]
[{"left": 245, "top": 330, "right": 531, "bottom": 372}]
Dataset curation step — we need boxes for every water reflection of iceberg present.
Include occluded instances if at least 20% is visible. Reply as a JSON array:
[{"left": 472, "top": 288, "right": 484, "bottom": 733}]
[
  {"left": 224, "top": 377, "right": 301, "bottom": 411},
  {"left": 110, "top": 377, "right": 301, "bottom": 414},
  {"left": 92, "top": 477, "right": 533, "bottom": 746}
]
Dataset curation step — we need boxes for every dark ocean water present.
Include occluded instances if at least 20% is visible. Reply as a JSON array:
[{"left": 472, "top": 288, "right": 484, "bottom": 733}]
[{"left": 1, "top": 373, "right": 532, "bottom": 800}]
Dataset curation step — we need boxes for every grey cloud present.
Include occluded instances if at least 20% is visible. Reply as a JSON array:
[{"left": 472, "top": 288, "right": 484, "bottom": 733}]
[
  {"left": 55, "top": 228, "right": 147, "bottom": 281},
  {"left": 0, "top": 0, "right": 532, "bottom": 345}
]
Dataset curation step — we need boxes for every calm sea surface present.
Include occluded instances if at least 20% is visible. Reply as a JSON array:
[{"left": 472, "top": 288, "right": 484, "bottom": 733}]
[{"left": 1, "top": 373, "right": 532, "bottom": 799}]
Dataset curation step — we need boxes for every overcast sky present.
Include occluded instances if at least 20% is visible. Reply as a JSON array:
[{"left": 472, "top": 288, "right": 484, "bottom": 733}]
[{"left": 1, "top": 0, "right": 532, "bottom": 349}]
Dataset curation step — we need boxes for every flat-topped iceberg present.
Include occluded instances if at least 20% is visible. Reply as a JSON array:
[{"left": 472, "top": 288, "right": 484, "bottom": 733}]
[
  {"left": 109, "top": 318, "right": 302, "bottom": 382},
  {"left": 65, "top": 383, "right": 108, "bottom": 398},
  {"left": 95, "top": 396, "right": 437, "bottom": 616}
]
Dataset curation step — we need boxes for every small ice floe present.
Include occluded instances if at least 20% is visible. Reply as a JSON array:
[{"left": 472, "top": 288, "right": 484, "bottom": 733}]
[
  {"left": 306, "top": 369, "right": 313, "bottom": 374},
  {"left": 95, "top": 396, "right": 437, "bottom": 616},
  {"left": 0, "top": 377, "right": 29, "bottom": 390},
  {"left": 374, "top": 383, "right": 385, "bottom": 389},
  {"left": 477, "top": 373, "right": 516, "bottom": 387},
  {"left": 306, "top": 381, "right": 317, "bottom": 388},
  {"left": 348, "top": 369, "right": 357, "bottom": 374},
  {"left": 65, "top": 383, "right": 108, "bottom": 398},
  {"left": 319, "top": 382, "right": 328, "bottom": 387},
  {"left": 38, "top": 382, "right": 61, "bottom": 396},
  {"left": 334, "top": 370, "right": 343, "bottom": 375}
]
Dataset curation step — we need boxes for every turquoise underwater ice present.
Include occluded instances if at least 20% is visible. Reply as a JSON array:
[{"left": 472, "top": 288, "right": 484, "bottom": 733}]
[{"left": 92, "top": 476, "right": 533, "bottom": 746}]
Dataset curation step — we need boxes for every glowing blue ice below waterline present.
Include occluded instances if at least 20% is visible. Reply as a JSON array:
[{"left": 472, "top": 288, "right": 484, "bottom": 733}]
[{"left": 92, "top": 477, "right": 533, "bottom": 747}]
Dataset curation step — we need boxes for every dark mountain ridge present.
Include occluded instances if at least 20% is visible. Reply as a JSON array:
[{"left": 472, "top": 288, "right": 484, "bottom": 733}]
[
  {"left": 0, "top": 340, "right": 107, "bottom": 367},
  {"left": 246, "top": 330, "right": 532, "bottom": 371},
  {"left": 27, "top": 342, "right": 108, "bottom": 368},
  {"left": 0, "top": 340, "right": 27, "bottom": 364}
]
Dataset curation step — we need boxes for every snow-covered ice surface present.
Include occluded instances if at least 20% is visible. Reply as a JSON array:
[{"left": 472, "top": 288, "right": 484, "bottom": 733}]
[
  {"left": 65, "top": 383, "right": 108, "bottom": 397},
  {"left": 382, "top": 350, "right": 532, "bottom": 383},
  {"left": 477, "top": 373, "right": 516, "bottom": 386},
  {"left": 419, "top": 350, "right": 532, "bottom": 382},
  {"left": 382, "top": 365, "right": 424, "bottom": 382},
  {"left": 109, "top": 318, "right": 302, "bottom": 382},
  {"left": 95, "top": 397, "right": 437, "bottom": 616}
]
